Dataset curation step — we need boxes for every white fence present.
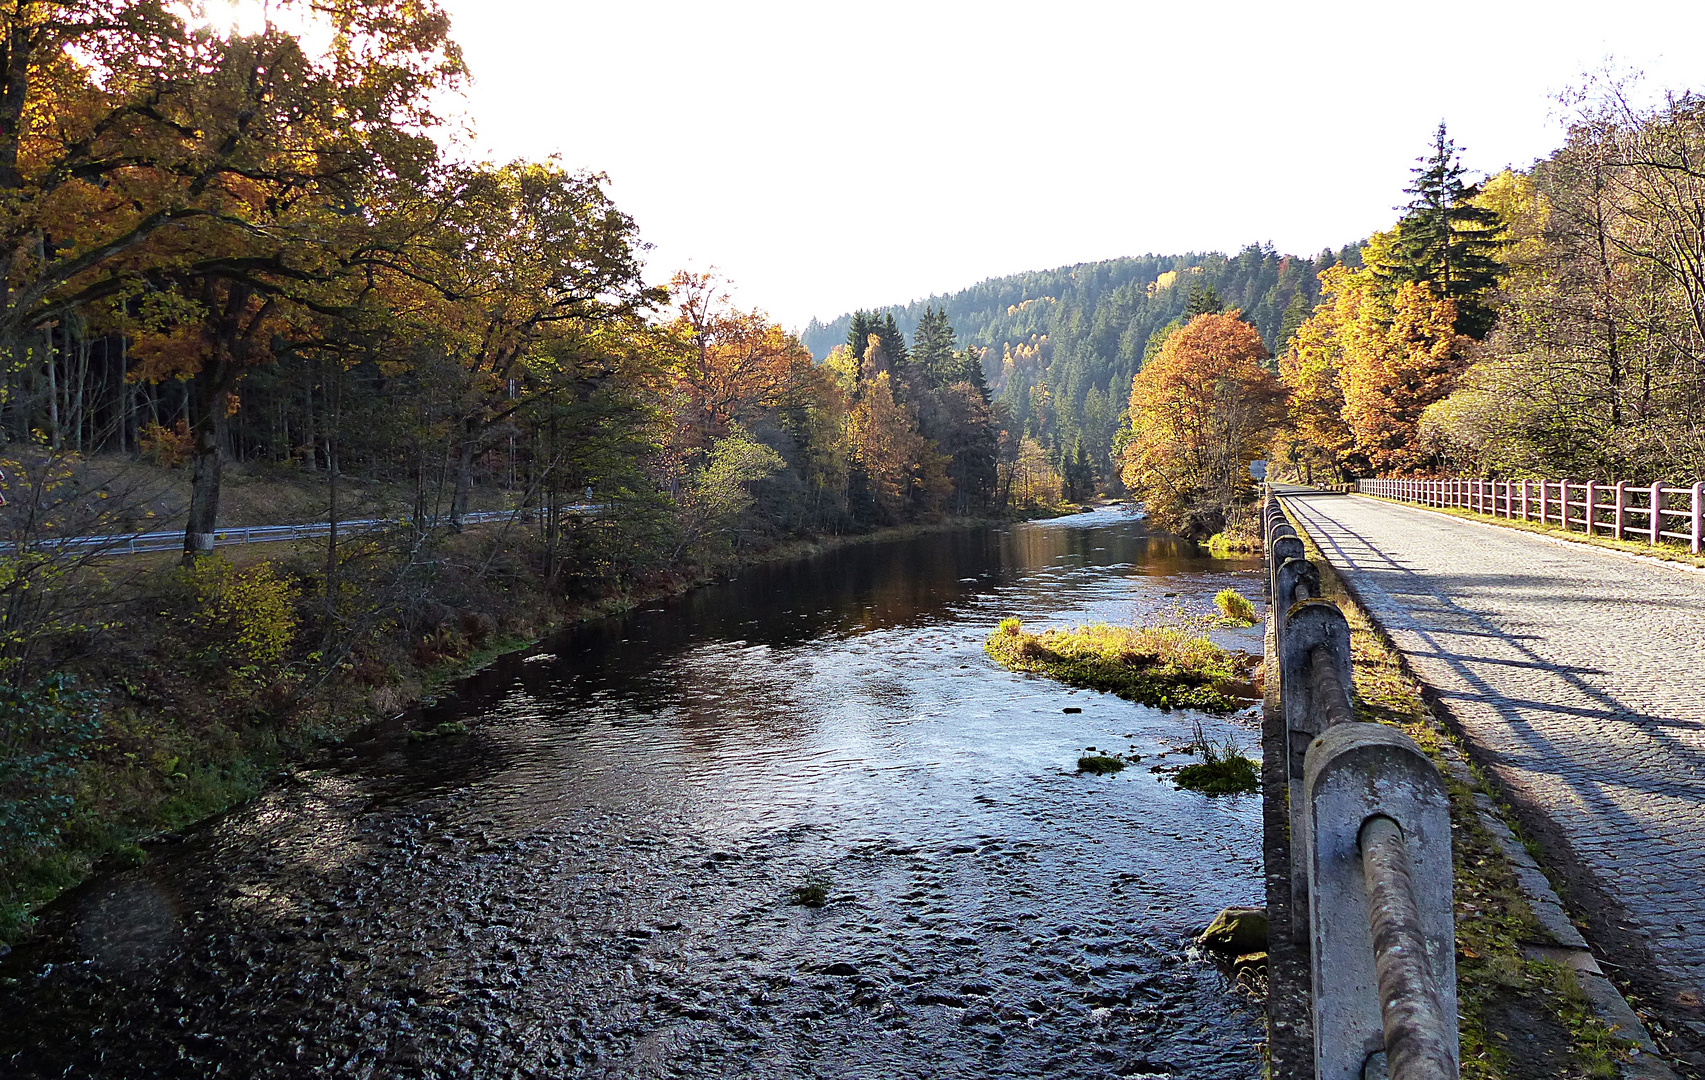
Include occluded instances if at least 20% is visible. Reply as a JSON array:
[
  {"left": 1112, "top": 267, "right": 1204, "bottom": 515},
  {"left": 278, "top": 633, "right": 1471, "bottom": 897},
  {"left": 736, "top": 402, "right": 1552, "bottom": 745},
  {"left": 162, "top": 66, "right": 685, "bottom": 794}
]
[{"left": 1358, "top": 478, "right": 1705, "bottom": 555}]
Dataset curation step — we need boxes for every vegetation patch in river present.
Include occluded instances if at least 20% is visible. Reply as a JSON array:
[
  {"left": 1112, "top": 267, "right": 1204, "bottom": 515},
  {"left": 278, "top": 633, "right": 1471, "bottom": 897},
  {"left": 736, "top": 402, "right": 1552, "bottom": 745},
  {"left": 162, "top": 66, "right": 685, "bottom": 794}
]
[
  {"left": 1212, "top": 589, "right": 1257, "bottom": 627},
  {"left": 789, "top": 875, "right": 832, "bottom": 908},
  {"left": 1172, "top": 720, "right": 1260, "bottom": 795},
  {"left": 1076, "top": 754, "right": 1127, "bottom": 774},
  {"left": 984, "top": 618, "right": 1254, "bottom": 712}
]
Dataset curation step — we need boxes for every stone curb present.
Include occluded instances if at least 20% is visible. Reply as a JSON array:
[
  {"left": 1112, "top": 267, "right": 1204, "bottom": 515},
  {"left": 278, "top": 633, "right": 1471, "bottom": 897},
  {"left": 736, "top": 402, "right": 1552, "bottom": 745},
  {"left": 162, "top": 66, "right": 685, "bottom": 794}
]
[{"left": 1279, "top": 493, "right": 1679, "bottom": 1080}]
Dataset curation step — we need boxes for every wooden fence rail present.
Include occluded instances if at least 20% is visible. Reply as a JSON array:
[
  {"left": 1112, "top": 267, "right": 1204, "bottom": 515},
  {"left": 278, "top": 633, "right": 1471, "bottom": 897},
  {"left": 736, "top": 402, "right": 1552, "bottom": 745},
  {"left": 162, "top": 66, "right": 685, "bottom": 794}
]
[{"left": 1356, "top": 478, "right": 1705, "bottom": 555}]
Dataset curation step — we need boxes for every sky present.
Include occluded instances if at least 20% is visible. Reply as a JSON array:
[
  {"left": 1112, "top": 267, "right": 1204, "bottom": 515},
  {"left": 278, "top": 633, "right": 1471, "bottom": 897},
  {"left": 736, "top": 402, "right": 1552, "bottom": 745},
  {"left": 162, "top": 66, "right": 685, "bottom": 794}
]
[{"left": 419, "top": 0, "right": 1705, "bottom": 330}]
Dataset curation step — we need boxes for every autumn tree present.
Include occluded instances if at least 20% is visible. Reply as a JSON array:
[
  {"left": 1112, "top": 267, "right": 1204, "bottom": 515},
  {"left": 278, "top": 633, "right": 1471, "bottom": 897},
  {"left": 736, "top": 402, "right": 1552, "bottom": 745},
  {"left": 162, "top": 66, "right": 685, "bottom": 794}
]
[
  {"left": 1121, "top": 312, "right": 1283, "bottom": 538},
  {"left": 668, "top": 272, "right": 818, "bottom": 449}
]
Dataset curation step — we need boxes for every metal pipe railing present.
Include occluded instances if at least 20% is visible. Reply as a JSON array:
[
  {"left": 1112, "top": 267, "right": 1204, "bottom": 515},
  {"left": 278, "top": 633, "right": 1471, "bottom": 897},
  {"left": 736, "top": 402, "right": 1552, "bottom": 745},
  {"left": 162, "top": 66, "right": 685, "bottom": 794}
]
[{"left": 0, "top": 504, "right": 603, "bottom": 557}]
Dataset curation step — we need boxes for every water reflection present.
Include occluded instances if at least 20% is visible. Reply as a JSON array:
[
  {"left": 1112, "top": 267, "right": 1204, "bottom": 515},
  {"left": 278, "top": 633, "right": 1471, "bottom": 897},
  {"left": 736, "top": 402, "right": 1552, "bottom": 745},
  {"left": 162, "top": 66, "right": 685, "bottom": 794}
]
[{"left": 1, "top": 507, "right": 1270, "bottom": 1079}]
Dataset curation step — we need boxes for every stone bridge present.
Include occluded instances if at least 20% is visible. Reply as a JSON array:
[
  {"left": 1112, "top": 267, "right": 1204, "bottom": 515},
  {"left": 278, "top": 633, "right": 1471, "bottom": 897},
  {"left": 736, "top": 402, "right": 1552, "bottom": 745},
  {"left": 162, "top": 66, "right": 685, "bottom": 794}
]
[{"left": 1265, "top": 485, "right": 1705, "bottom": 1078}]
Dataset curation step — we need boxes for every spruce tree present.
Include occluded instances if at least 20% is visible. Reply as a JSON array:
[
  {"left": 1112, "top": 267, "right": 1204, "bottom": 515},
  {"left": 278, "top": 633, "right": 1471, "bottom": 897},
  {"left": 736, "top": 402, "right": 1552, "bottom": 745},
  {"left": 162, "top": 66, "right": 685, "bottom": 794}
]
[
  {"left": 910, "top": 307, "right": 957, "bottom": 384},
  {"left": 959, "top": 347, "right": 991, "bottom": 402},
  {"left": 1184, "top": 281, "right": 1223, "bottom": 320},
  {"left": 877, "top": 313, "right": 909, "bottom": 373},
  {"left": 1383, "top": 122, "right": 1504, "bottom": 338},
  {"left": 846, "top": 311, "right": 877, "bottom": 361}
]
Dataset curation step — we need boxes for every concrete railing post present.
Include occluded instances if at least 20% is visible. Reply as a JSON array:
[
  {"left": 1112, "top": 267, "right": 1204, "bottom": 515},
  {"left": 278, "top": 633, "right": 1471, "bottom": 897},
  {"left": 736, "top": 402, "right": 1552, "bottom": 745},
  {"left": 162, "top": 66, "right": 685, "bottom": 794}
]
[
  {"left": 1307, "top": 723, "right": 1458, "bottom": 1080},
  {"left": 1651, "top": 482, "right": 1664, "bottom": 546},
  {"left": 1520, "top": 480, "right": 1529, "bottom": 522},
  {"left": 1279, "top": 598, "right": 1356, "bottom": 945},
  {"left": 1614, "top": 480, "right": 1628, "bottom": 539},
  {"left": 1270, "top": 533, "right": 1304, "bottom": 602},
  {"left": 1585, "top": 481, "right": 1597, "bottom": 536},
  {"left": 1274, "top": 556, "right": 1322, "bottom": 638},
  {"left": 1539, "top": 480, "right": 1548, "bottom": 526}
]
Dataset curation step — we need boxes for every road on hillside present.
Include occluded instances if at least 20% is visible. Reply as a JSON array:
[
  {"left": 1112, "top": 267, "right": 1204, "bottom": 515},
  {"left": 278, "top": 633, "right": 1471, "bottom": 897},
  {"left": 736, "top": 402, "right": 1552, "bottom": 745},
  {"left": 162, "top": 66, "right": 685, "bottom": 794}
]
[{"left": 1277, "top": 487, "right": 1705, "bottom": 1016}]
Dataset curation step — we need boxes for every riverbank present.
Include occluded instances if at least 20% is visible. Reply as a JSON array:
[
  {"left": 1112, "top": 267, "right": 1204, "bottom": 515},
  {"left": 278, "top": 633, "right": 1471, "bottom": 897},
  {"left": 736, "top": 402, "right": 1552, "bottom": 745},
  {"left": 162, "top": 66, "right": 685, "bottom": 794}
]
[{"left": 0, "top": 508, "right": 1072, "bottom": 945}]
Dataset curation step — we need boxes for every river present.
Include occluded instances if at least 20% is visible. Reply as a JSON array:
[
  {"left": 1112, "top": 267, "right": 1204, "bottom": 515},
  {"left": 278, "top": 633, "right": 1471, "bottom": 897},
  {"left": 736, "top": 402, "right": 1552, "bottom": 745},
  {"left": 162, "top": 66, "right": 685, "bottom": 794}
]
[{"left": 1, "top": 507, "right": 1269, "bottom": 1078}]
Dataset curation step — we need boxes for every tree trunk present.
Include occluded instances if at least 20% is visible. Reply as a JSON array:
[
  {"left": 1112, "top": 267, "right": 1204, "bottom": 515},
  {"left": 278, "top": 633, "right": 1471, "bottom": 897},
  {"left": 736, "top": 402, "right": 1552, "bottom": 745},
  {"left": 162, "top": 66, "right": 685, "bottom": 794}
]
[
  {"left": 450, "top": 417, "right": 479, "bottom": 529},
  {"left": 183, "top": 363, "right": 230, "bottom": 563},
  {"left": 43, "top": 323, "right": 57, "bottom": 448}
]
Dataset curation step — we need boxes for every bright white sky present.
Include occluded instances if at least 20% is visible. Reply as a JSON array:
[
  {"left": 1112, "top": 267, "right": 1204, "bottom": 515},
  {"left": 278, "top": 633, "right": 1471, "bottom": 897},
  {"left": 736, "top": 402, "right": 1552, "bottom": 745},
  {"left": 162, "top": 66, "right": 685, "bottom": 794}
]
[{"left": 422, "top": 2, "right": 1705, "bottom": 327}]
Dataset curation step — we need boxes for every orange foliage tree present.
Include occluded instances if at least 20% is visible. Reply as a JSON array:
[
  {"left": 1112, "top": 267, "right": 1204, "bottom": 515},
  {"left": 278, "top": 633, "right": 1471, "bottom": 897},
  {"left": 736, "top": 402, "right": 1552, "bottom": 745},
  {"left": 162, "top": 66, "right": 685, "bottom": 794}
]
[
  {"left": 1120, "top": 312, "right": 1284, "bottom": 538},
  {"left": 667, "top": 271, "right": 820, "bottom": 450}
]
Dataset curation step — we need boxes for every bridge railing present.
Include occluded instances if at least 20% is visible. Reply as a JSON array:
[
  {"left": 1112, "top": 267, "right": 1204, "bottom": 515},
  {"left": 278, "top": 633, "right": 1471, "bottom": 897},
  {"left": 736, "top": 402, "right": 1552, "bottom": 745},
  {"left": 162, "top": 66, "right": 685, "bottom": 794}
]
[
  {"left": 1265, "top": 492, "right": 1459, "bottom": 1080},
  {"left": 1358, "top": 476, "right": 1705, "bottom": 555}
]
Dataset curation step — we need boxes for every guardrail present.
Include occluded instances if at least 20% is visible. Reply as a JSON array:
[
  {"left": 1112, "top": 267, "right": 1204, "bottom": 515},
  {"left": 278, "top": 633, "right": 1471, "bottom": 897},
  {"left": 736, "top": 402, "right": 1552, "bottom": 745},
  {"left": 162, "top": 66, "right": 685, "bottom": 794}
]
[
  {"left": 1265, "top": 492, "right": 1459, "bottom": 1080},
  {"left": 1358, "top": 477, "right": 1705, "bottom": 555},
  {"left": 2, "top": 505, "right": 600, "bottom": 557}
]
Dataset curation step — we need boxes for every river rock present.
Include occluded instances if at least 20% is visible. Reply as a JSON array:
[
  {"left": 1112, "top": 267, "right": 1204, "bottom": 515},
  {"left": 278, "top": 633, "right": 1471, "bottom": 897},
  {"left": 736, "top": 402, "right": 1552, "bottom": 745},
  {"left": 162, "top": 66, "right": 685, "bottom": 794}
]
[{"left": 1198, "top": 906, "right": 1267, "bottom": 955}]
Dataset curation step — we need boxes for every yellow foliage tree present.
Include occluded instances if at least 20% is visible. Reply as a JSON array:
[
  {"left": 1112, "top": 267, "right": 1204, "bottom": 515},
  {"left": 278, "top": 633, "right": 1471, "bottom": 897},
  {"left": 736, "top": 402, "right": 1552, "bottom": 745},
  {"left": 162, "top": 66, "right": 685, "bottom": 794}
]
[{"left": 1121, "top": 313, "right": 1283, "bottom": 537}]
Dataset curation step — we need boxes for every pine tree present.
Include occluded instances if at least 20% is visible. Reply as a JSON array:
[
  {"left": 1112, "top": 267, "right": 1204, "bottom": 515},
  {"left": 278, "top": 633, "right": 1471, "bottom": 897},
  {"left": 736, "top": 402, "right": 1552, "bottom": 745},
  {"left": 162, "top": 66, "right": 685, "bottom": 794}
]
[
  {"left": 1278, "top": 290, "right": 1313, "bottom": 349},
  {"left": 1382, "top": 122, "right": 1504, "bottom": 338},
  {"left": 1184, "top": 281, "right": 1223, "bottom": 320},
  {"left": 959, "top": 347, "right": 991, "bottom": 402}
]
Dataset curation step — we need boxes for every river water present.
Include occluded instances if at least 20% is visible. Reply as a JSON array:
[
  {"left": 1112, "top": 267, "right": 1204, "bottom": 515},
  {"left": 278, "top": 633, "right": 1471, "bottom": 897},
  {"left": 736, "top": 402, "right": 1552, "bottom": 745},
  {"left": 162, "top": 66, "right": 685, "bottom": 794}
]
[{"left": 1, "top": 507, "right": 1270, "bottom": 1078}]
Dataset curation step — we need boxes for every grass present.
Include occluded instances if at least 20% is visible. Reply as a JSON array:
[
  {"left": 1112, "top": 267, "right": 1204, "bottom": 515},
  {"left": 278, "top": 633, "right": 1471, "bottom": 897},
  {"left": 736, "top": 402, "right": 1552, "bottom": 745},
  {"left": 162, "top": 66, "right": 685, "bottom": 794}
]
[
  {"left": 1206, "top": 530, "right": 1260, "bottom": 556},
  {"left": 985, "top": 619, "right": 1255, "bottom": 712},
  {"left": 1356, "top": 493, "right": 1705, "bottom": 570},
  {"left": 1288, "top": 508, "right": 1630, "bottom": 1079},
  {"left": 1213, "top": 588, "right": 1257, "bottom": 626},
  {"left": 1173, "top": 718, "right": 1260, "bottom": 794}
]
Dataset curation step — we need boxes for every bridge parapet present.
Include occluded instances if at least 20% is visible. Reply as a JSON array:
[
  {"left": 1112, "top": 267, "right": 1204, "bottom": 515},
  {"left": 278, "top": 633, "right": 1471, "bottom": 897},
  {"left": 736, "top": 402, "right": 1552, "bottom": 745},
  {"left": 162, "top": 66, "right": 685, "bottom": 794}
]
[{"left": 1264, "top": 490, "right": 1459, "bottom": 1080}]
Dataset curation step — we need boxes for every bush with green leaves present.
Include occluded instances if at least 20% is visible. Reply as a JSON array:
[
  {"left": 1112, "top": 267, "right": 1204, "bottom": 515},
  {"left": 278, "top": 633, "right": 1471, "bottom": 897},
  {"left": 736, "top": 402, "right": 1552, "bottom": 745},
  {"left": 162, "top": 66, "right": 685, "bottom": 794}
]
[{"left": 0, "top": 675, "right": 102, "bottom": 863}]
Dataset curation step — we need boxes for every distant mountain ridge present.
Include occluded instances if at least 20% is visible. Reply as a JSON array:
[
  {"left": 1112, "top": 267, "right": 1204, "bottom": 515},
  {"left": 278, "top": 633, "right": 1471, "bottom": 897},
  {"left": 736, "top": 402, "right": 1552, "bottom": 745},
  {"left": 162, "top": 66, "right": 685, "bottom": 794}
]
[{"left": 802, "top": 244, "right": 1361, "bottom": 478}]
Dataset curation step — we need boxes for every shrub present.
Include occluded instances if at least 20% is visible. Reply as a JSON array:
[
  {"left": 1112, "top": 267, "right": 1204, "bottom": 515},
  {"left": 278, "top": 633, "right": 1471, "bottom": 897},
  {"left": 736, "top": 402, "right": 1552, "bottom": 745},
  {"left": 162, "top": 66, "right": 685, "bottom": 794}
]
[
  {"left": 182, "top": 557, "right": 300, "bottom": 666},
  {"left": 0, "top": 675, "right": 103, "bottom": 862},
  {"left": 790, "top": 875, "right": 831, "bottom": 907},
  {"left": 1214, "top": 589, "right": 1257, "bottom": 626},
  {"left": 999, "top": 617, "right": 1022, "bottom": 636},
  {"left": 137, "top": 420, "right": 194, "bottom": 467}
]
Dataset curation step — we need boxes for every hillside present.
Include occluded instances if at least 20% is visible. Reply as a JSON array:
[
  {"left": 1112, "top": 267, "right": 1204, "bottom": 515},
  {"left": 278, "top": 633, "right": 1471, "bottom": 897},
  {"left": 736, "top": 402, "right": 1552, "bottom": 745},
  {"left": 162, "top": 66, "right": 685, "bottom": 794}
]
[{"left": 803, "top": 243, "right": 1362, "bottom": 480}]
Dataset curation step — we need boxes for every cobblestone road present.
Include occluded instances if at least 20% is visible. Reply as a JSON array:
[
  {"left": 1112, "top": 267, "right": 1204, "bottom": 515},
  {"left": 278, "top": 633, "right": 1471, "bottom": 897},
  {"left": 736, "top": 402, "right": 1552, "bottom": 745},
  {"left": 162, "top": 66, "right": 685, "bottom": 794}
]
[{"left": 1279, "top": 489, "right": 1705, "bottom": 1004}]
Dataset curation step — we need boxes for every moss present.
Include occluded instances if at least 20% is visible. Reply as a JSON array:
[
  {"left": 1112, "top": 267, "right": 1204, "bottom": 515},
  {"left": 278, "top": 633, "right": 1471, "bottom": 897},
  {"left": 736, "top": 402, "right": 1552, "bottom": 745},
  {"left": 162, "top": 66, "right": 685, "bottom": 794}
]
[
  {"left": 1077, "top": 754, "right": 1127, "bottom": 774},
  {"left": 984, "top": 620, "right": 1253, "bottom": 712},
  {"left": 1288, "top": 509, "right": 1634, "bottom": 1079}
]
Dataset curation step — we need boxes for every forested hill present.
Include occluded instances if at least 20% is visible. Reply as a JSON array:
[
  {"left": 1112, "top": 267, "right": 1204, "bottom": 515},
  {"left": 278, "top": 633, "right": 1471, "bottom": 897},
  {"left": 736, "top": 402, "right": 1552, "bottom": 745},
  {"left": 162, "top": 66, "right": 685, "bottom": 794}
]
[{"left": 802, "top": 244, "right": 1360, "bottom": 480}]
